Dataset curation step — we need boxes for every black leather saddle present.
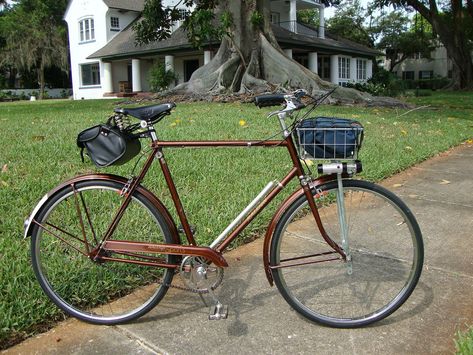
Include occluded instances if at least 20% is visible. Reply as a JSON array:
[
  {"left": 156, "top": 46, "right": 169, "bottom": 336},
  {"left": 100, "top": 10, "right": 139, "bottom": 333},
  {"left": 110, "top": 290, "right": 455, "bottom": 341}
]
[{"left": 114, "top": 103, "right": 176, "bottom": 121}]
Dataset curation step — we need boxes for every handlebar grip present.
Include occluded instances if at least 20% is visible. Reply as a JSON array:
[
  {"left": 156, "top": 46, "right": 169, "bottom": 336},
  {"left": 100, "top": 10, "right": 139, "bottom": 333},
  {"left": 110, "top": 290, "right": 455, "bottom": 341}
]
[{"left": 254, "top": 94, "right": 286, "bottom": 108}]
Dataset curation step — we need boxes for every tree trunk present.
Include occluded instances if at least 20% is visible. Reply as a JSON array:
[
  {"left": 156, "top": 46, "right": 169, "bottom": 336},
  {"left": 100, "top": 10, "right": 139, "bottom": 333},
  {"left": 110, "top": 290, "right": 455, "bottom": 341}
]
[
  {"left": 7, "top": 66, "right": 16, "bottom": 88},
  {"left": 174, "top": 0, "right": 377, "bottom": 104},
  {"left": 38, "top": 59, "right": 45, "bottom": 100}
]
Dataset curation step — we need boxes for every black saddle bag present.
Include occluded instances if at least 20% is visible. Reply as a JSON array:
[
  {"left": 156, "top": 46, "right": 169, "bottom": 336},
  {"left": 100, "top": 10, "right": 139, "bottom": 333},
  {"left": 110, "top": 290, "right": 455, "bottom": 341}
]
[{"left": 77, "top": 124, "right": 141, "bottom": 168}]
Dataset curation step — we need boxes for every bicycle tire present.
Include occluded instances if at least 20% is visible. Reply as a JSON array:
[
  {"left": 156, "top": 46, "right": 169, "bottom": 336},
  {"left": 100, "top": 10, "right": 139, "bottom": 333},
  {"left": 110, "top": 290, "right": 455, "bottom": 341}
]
[
  {"left": 31, "top": 179, "right": 176, "bottom": 325},
  {"left": 270, "top": 179, "right": 423, "bottom": 328}
]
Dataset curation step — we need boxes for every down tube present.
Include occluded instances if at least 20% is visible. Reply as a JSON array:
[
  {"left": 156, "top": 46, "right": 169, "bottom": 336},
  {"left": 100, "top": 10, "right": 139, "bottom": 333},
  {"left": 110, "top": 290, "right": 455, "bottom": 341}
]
[{"left": 215, "top": 167, "right": 299, "bottom": 253}]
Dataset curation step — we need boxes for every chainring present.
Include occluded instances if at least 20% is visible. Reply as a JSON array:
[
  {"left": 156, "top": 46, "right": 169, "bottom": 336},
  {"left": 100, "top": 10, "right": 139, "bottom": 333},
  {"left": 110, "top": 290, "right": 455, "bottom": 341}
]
[{"left": 179, "top": 256, "right": 224, "bottom": 292}]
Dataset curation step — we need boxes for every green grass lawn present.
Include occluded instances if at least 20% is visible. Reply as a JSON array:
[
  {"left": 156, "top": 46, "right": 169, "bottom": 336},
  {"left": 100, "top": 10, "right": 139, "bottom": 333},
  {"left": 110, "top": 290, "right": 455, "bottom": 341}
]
[
  {"left": 0, "top": 92, "right": 472, "bottom": 348},
  {"left": 456, "top": 326, "right": 473, "bottom": 354}
]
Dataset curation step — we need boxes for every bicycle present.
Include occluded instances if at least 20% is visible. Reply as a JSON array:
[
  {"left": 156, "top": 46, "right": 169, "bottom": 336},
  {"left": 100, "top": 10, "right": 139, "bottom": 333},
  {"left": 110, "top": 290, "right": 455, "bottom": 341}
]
[{"left": 24, "top": 89, "right": 423, "bottom": 328}]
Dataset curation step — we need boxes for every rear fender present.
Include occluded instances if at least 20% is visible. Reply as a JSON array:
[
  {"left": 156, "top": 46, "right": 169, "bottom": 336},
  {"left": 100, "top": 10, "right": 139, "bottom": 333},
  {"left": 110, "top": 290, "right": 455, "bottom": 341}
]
[
  {"left": 23, "top": 174, "right": 180, "bottom": 244},
  {"left": 262, "top": 174, "right": 341, "bottom": 286}
]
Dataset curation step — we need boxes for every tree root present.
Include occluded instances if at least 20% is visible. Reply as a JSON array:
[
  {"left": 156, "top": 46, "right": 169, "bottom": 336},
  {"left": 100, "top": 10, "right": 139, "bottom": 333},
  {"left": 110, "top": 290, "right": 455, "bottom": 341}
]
[{"left": 171, "top": 34, "right": 408, "bottom": 107}]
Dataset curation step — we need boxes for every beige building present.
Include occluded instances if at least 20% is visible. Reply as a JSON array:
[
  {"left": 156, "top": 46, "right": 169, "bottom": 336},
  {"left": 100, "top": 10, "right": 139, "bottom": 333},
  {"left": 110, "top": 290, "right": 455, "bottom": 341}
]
[{"left": 388, "top": 45, "right": 453, "bottom": 81}]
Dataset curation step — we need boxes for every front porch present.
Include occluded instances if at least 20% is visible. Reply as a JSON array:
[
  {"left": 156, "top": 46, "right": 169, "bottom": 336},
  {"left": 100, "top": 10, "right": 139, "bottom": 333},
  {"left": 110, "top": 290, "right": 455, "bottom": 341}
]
[{"left": 100, "top": 50, "right": 215, "bottom": 97}]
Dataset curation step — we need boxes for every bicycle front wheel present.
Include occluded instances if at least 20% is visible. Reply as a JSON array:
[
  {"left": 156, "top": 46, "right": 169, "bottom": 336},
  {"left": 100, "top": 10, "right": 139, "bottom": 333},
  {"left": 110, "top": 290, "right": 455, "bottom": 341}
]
[
  {"left": 31, "top": 179, "right": 176, "bottom": 325},
  {"left": 270, "top": 179, "right": 423, "bottom": 327}
]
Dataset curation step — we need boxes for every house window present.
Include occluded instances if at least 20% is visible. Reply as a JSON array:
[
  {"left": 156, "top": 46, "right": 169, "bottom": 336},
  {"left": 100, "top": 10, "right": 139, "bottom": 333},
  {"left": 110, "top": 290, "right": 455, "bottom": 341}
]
[
  {"left": 79, "top": 18, "right": 95, "bottom": 42},
  {"left": 338, "top": 57, "right": 350, "bottom": 80},
  {"left": 110, "top": 16, "right": 120, "bottom": 30},
  {"left": 177, "top": 8, "right": 188, "bottom": 20},
  {"left": 80, "top": 63, "right": 100, "bottom": 86},
  {"left": 356, "top": 59, "right": 367, "bottom": 80},
  {"left": 402, "top": 71, "right": 415, "bottom": 80},
  {"left": 271, "top": 12, "right": 280, "bottom": 24},
  {"left": 419, "top": 70, "right": 433, "bottom": 79}
]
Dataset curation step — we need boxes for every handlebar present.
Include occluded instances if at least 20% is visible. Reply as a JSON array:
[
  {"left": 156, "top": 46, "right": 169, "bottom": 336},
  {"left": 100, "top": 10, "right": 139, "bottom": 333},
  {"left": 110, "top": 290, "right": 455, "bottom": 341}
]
[
  {"left": 254, "top": 94, "right": 286, "bottom": 108},
  {"left": 253, "top": 88, "right": 337, "bottom": 118}
]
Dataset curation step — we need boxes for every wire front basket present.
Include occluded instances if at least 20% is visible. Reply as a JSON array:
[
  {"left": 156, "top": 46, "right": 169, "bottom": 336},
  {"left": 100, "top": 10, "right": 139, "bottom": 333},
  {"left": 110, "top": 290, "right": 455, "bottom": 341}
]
[{"left": 296, "top": 118, "right": 364, "bottom": 161}]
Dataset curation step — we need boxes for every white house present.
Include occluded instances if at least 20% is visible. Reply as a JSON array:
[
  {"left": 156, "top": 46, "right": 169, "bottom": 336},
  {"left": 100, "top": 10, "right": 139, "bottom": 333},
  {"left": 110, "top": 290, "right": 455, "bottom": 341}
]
[{"left": 65, "top": 0, "right": 378, "bottom": 100}]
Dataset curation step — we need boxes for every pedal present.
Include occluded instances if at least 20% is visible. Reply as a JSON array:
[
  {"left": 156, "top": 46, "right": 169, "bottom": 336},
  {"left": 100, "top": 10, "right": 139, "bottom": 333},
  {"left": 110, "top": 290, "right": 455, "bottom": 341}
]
[
  {"left": 177, "top": 224, "right": 196, "bottom": 235},
  {"left": 209, "top": 303, "right": 228, "bottom": 320}
]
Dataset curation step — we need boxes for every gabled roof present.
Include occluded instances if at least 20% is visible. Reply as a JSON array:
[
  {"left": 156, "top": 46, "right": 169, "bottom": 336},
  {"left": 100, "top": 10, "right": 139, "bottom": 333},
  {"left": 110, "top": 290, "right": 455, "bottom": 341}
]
[
  {"left": 103, "top": 0, "right": 145, "bottom": 12},
  {"left": 64, "top": 0, "right": 145, "bottom": 21},
  {"left": 88, "top": 20, "right": 380, "bottom": 60},
  {"left": 88, "top": 18, "right": 220, "bottom": 60}
]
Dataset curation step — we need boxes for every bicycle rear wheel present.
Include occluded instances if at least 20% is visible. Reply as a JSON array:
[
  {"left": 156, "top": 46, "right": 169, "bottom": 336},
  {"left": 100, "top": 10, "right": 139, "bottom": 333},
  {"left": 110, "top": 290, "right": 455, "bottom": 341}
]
[
  {"left": 31, "top": 179, "right": 176, "bottom": 325},
  {"left": 270, "top": 179, "right": 423, "bottom": 327}
]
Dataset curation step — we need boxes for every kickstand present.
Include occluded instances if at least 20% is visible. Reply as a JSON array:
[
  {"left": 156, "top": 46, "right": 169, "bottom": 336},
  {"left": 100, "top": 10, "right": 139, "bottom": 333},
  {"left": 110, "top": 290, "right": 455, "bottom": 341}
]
[{"left": 207, "top": 288, "right": 228, "bottom": 320}]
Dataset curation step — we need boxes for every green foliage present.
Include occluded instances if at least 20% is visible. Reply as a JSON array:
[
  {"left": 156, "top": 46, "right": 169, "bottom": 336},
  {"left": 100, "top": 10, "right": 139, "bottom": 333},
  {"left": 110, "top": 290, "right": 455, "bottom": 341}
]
[
  {"left": 403, "top": 77, "right": 451, "bottom": 90},
  {"left": 455, "top": 326, "right": 473, "bottom": 354},
  {"left": 148, "top": 63, "right": 177, "bottom": 92},
  {"left": 0, "top": 0, "right": 69, "bottom": 97},
  {"left": 182, "top": 9, "right": 234, "bottom": 49},
  {"left": 327, "top": 0, "right": 374, "bottom": 47},
  {"left": 250, "top": 10, "right": 263, "bottom": 27},
  {"left": 297, "top": 9, "right": 320, "bottom": 27},
  {"left": 347, "top": 68, "right": 405, "bottom": 96},
  {"left": 220, "top": 11, "right": 233, "bottom": 31},
  {"left": 135, "top": 0, "right": 222, "bottom": 47},
  {"left": 375, "top": 11, "right": 435, "bottom": 71}
]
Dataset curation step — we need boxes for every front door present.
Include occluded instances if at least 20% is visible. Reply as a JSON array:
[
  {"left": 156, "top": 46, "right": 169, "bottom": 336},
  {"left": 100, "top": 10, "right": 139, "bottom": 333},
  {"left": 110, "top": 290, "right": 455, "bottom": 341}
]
[{"left": 183, "top": 59, "right": 200, "bottom": 82}]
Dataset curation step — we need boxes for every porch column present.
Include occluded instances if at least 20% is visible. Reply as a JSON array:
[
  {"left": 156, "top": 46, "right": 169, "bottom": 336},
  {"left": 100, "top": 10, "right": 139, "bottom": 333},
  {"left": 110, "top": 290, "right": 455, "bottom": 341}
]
[
  {"left": 165, "top": 55, "right": 175, "bottom": 88},
  {"left": 204, "top": 50, "right": 213, "bottom": 65},
  {"left": 318, "top": 5, "right": 325, "bottom": 39},
  {"left": 290, "top": 0, "right": 297, "bottom": 33},
  {"left": 165, "top": 55, "right": 175, "bottom": 72},
  {"left": 308, "top": 52, "right": 318, "bottom": 74},
  {"left": 367, "top": 59, "right": 373, "bottom": 80},
  {"left": 330, "top": 54, "right": 339, "bottom": 85},
  {"left": 284, "top": 49, "right": 293, "bottom": 59},
  {"left": 102, "top": 62, "right": 113, "bottom": 93},
  {"left": 131, "top": 59, "right": 142, "bottom": 92},
  {"left": 350, "top": 57, "right": 357, "bottom": 82}
]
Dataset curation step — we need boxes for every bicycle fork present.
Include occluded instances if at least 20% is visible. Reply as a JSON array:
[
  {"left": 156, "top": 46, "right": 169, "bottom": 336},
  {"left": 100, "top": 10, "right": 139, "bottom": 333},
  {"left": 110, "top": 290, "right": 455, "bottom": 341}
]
[{"left": 335, "top": 173, "right": 353, "bottom": 275}]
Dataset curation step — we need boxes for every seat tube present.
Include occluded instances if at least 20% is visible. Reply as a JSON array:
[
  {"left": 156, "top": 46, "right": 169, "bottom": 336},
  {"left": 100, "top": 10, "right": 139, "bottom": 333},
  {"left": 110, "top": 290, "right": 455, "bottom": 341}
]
[{"left": 156, "top": 150, "right": 197, "bottom": 245}]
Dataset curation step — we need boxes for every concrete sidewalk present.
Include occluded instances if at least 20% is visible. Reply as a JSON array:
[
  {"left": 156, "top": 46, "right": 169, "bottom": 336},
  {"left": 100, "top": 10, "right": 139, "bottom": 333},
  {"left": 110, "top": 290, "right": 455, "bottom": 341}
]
[{"left": 5, "top": 143, "right": 473, "bottom": 355}]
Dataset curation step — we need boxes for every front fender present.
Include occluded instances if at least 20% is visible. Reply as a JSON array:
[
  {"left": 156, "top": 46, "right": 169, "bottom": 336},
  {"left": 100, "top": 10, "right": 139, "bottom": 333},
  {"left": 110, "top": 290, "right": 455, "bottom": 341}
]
[
  {"left": 262, "top": 174, "right": 341, "bottom": 286},
  {"left": 23, "top": 174, "right": 180, "bottom": 244}
]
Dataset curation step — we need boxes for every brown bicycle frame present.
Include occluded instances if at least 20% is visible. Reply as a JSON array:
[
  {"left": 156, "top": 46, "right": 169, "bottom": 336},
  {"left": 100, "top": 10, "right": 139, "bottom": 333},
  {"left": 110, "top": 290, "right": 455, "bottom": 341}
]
[{"left": 101, "top": 134, "right": 345, "bottom": 267}]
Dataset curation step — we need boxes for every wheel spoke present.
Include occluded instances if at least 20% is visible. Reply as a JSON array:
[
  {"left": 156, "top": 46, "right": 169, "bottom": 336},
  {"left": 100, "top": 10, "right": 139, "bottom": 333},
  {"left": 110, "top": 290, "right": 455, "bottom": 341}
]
[
  {"left": 270, "top": 180, "right": 423, "bottom": 327},
  {"left": 31, "top": 180, "right": 176, "bottom": 324}
]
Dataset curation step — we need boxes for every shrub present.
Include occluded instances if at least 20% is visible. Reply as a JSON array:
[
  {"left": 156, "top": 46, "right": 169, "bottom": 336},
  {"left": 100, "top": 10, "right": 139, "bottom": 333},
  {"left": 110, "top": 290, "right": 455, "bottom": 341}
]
[
  {"left": 347, "top": 68, "right": 405, "bottom": 97},
  {"left": 149, "top": 63, "right": 177, "bottom": 92},
  {"left": 403, "top": 77, "right": 451, "bottom": 90}
]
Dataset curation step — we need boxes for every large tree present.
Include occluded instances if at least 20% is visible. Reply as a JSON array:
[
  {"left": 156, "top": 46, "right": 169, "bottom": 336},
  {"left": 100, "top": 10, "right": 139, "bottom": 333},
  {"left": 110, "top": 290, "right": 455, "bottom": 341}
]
[
  {"left": 0, "top": 0, "right": 69, "bottom": 98},
  {"left": 134, "top": 0, "right": 370, "bottom": 102},
  {"left": 375, "top": 0, "right": 473, "bottom": 89},
  {"left": 326, "top": 0, "right": 375, "bottom": 48},
  {"left": 376, "top": 12, "right": 435, "bottom": 71}
]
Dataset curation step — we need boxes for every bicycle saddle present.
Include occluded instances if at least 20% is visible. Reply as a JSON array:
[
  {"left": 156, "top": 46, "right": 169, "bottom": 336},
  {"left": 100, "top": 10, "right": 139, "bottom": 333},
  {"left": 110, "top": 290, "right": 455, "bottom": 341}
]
[{"left": 114, "top": 103, "right": 176, "bottom": 121}]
